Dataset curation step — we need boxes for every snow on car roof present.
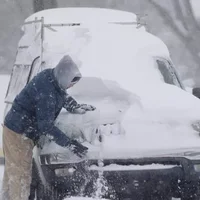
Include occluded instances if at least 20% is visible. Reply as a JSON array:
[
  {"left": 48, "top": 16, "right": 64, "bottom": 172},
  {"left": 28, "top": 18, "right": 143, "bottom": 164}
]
[
  {"left": 42, "top": 24, "right": 170, "bottom": 85},
  {"left": 25, "top": 7, "right": 137, "bottom": 24}
]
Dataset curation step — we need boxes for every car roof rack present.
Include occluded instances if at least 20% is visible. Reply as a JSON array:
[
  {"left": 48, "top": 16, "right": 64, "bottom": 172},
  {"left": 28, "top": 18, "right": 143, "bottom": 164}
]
[{"left": 25, "top": 13, "right": 147, "bottom": 29}]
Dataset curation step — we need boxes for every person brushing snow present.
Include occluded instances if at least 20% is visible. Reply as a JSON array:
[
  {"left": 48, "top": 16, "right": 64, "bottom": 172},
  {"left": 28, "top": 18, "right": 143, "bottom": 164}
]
[{"left": 1, "top": 55, "right": 95, "bottom": 200}]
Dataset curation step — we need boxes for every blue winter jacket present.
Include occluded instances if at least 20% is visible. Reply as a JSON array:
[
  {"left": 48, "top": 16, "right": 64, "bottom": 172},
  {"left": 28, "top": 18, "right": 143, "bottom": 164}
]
[{"left": 4, "top": 68, "right": 79, "bottom": 147}]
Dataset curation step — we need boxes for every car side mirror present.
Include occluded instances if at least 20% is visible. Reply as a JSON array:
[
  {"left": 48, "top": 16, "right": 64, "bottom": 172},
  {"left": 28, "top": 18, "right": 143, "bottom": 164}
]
[{"left": 193, "top": 88, "right": 200, "bottom": 99}]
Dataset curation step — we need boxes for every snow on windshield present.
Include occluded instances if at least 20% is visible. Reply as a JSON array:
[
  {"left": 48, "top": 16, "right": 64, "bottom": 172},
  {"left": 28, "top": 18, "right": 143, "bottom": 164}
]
[{"left": 43, "top": 24, "right": 169, "bottom": 91}]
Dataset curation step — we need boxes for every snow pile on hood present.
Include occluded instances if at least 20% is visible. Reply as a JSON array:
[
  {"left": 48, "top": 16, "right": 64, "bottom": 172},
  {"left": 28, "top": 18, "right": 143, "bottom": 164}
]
[{"left": 42, "top": 79, "right": 200, "bottom": 159}]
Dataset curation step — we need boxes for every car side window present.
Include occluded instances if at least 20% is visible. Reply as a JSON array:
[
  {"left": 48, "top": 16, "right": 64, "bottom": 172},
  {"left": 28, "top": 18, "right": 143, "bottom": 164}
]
[{"left": 156, "top": 59, "right": 182, "bottom": 88}]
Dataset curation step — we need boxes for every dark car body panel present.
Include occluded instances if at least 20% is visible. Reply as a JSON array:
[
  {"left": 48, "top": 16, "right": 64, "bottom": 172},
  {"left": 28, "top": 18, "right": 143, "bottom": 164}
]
[{"left": 36, "top": 156, "right": 200, "bottom": 199}]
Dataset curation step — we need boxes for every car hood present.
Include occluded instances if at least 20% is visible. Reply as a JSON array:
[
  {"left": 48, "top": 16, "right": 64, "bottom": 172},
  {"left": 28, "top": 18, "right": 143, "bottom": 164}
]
[
  {"left": 41, "top": 83, "right": 200, "bottom": 160},
  {"left": 97, "top": 84, "right": 200, "bottom": 159}
]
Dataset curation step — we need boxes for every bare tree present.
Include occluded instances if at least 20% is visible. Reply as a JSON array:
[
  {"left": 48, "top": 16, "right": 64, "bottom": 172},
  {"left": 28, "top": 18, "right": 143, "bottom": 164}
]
[
  {"left": 33, "top": 0, "right": 57, "bottom": 13},
  {"left": 147, "top": 0, "right": 200, "bottom": 84}
]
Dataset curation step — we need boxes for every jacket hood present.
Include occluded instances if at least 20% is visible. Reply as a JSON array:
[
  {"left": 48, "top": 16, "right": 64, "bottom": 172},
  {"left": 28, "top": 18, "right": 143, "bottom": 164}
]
[{"left": 53, "top": 55, "right": 82, "bottom": 89}]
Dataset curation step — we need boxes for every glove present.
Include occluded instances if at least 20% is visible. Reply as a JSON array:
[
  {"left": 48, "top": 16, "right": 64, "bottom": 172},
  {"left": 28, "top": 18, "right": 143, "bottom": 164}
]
[
  {"left": 73, "top": 104, "right": 96, "bottom": 114},
  {"left": 68, "top": 139, "right": 88, "bottom": 158},
  {"left": 79, "top": 104, "right": 96, "bottom": 111}
]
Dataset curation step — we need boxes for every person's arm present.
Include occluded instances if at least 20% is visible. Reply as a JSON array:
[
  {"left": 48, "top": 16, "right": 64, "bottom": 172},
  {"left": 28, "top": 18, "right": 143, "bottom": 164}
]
[
  {"left": 63, "top": 95, "right": 96, "bottom": 114},
  {"left": 63, "top": 95, "right": 80, "bottom": 113},
  {"left": 36, "top": 93, "right": 71, "bottom": 147},
  {"left": 36, "top": 93, "right": 88, "bottom": 157}
]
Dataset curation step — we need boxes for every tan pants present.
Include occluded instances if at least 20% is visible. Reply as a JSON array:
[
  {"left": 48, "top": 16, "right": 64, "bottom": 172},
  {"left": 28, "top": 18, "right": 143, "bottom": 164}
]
[{"left": 1, "top": 126, "right": 34, "bottom": 200}]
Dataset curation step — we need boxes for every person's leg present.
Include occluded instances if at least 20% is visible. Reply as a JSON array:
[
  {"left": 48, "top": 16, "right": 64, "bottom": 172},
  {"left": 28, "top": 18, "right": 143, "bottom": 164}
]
[
  {"left": 2, "top": 126, "right": 34, "bottom": 200},
  {"left": 1, "top": 126, "right": 12, "bottom": 200}
]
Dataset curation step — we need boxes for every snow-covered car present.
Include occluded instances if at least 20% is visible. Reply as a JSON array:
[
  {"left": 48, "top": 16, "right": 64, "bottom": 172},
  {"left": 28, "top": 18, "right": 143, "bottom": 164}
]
[{"left": 5, "top": 7, "right": 200, "bottom": 200}]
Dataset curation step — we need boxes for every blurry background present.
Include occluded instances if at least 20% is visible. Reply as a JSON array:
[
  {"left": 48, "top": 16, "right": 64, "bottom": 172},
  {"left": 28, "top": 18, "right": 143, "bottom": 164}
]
[{"left": 1, "top": 0, "right": 200, "bottom": 86}]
